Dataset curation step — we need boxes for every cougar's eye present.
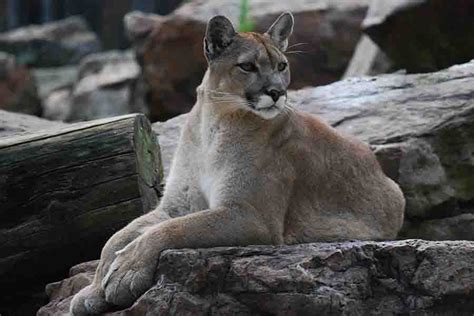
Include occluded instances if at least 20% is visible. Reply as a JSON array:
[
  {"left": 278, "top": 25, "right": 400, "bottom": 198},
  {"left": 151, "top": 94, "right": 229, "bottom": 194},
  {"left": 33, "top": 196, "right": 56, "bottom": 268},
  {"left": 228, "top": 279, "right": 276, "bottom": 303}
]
[
  {"left": 238, "top": 62, "right": 257, "bottom": 72},
  {"left": 278, "top": 62, "right": 287, "bottom": 72}
]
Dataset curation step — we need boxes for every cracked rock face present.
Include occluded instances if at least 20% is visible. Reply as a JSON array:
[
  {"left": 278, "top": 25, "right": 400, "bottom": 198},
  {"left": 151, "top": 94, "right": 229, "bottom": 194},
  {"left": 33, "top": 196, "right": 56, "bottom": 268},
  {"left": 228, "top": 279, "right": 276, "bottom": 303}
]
[
  {"left": 38, "top": 240, "right": 474, "bottom": 315},
  {"left": 153, "top": 60, "right": 474, "bottom": 240}
]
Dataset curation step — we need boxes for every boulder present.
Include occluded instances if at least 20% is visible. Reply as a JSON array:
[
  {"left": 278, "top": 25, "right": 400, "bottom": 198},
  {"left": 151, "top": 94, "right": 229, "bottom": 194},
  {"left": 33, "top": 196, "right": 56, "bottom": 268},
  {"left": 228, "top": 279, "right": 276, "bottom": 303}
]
[
  {"left": 363, "top": 0, "right": 474, "bottom": 73},
  {"left": 126, "top": 0, "right": 372, "bottom": 121},
  {"left": 32, "top": 66, "right": 77, "bottom": 121},
  {"left": 33, "top": 66, "right": 77, "bottom": 100},
  {"left": 152, "top": 60, "right": 474, "bottom": 240},
  {"left": 65, "top": 50, "right": 146, "bottom": 122},
  {"left": 0, "top": 109, "right": 65, "bottom": 140},
  {"left": 0, "top": 16, "right": 101, "bottom": 67},
  {"left": 38, "top": 240, "right": 474, "bottom": 315},
  {"left": 0, "top": 52, "right": 41, "bottom": 116}
]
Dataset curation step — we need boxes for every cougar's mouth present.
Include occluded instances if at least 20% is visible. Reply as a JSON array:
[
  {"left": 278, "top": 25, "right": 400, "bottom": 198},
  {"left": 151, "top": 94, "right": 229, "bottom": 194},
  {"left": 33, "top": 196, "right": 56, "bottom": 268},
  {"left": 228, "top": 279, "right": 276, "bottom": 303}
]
[
  {"left": 259, "top": 104, "right": 277, "bottom": 111},
  {"left": 247, "top": 102, "right": 276, "bottom": 111}
]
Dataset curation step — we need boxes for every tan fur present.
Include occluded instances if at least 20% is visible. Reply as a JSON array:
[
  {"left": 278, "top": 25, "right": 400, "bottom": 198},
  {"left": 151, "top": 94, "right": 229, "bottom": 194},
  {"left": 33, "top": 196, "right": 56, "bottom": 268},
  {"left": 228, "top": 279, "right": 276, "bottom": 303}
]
[{"left": 70, "top": 13, "right": 405, "bottom": 315}]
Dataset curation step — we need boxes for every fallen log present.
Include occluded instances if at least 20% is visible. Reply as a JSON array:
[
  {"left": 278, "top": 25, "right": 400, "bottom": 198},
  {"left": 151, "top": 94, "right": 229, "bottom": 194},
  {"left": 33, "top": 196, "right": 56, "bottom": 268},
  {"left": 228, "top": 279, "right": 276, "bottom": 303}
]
[{"left": 0, "top": 114, "right": 162, "bottom": 294}]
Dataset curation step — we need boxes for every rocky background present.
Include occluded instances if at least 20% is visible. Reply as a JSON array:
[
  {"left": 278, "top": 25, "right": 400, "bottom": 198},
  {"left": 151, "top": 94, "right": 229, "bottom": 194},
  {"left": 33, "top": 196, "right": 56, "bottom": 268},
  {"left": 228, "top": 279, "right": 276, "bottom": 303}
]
[{"left": 0, "top": 0, "right": 473, "bottom": 315}]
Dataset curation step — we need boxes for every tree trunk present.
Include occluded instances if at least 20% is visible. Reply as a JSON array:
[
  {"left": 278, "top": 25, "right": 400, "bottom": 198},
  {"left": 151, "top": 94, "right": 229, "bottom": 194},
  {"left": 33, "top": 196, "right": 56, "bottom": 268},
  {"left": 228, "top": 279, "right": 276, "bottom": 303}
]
[{"left": 0, "top": 113, "right": 162, "bottom": 291}]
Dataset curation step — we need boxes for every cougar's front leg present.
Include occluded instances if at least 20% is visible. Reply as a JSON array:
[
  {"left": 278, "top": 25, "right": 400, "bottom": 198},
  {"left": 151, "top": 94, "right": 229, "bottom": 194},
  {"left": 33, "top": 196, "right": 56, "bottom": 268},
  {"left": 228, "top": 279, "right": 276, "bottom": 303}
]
[
  {"left": 102, "top": 203, "right": 281, "bottom": 308},
  {"left": 70, "top": 209, "right": 170, "bottom": 316}
]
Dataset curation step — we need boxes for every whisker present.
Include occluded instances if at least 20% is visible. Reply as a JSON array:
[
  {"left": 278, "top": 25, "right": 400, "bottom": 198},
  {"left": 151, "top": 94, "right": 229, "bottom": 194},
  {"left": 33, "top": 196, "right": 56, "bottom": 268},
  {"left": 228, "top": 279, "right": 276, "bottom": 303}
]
[
  {"left": 285, "top": 50, "right": 308, "bottom": 55},
  {"left": 287, "top": 42, "right": 308, "bottom": 50}
]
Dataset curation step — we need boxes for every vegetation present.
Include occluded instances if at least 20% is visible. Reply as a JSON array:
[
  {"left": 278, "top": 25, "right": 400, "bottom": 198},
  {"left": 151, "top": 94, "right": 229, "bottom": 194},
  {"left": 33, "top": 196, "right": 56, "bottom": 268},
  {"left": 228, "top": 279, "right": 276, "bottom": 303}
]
[{"left": 238, "top": 0, "right": 254, "bottom": 32}]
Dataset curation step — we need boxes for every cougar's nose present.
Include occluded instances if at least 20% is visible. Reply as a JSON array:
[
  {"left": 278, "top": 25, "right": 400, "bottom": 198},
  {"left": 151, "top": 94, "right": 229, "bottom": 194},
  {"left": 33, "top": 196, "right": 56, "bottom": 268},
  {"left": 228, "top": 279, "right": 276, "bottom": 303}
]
[{"left": 266, "top": 89, "right": 285, "bottom": 102}]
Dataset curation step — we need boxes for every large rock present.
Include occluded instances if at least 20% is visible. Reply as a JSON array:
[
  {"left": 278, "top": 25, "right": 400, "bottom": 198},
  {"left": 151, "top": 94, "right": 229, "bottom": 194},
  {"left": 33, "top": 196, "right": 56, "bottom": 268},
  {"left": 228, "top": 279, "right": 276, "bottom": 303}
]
[
  {"left": 33, "top": 66, "right": 77, "bottom": 100},
  {"left": 153, "top": 60, "right": 474, "bottom": 240},
  {"left": 38, "top": 240, "right": 474, "bottom": 315},
  {"left": 32, "top": 66, "right": 78, "bottom": 121},
  {"left": 0, "top": 109, "right": 65, "bottom": 140},
  {"left": 126, "top": 0, "right": 371, "bottom": 121},
  {"left": 363, "top": 0, "right": 474, "bottom": 73},
  {"left": 0, "top": 52, "right": 41, "bottom": 116},
  {"left": 0, "top": 16, "right": 101, "bottom": 67},
  {"left": 65, "top": 50, "right": 146, "bottom": 122}
]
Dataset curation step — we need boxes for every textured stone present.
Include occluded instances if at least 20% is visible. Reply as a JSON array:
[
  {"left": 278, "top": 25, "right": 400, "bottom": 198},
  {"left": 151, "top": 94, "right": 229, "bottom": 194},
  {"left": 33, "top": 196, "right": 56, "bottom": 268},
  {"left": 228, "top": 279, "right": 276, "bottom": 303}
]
[
  {"left": 152, "top": 60, "right": 474, "bottom": 240},
  {"left": 0, "top": 109, "right": 65, "bottom": 140},
  {"left": 0, "top": 16, "right": 101, "bottom": 67},
  {"left": 65, "top": 50, "right": 146, "bottom": 122},
  {"left": 126, "top": 0, "right": 371, "bottom": 121},
  {"left": 38, "top": 240, "right": 474, "bottom": 315},
  {"left": 32, "top": 66, "right": 77, "bottom": 121},
  {"left": 32, "top": 66, "right": 77, "bottom": 100}
]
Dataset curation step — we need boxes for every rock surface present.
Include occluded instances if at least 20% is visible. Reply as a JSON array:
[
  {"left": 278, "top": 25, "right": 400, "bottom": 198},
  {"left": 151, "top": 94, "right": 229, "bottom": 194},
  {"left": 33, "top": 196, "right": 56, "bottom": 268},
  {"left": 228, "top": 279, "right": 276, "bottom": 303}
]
[
  {"left": 33, "top": 66, "right": 78, "bottom": 100},
  {"left": 0, "top": 109, "right": 65, "bottom": 140},
  {"left": 0, "top": 16, "right": 101, "bottom": 67},
  {"left": 61, "top": 50, "right": 146, "bottom": 122},
  {"left": 32, "top": 66, "right": 77, "bottom": 121},
  {"left": 0, "top": 52, "right": 41, "bottom": 116},
  {"left": 153, "top": 60, "right": 474, "bottom": 240},
  {"left": 126, "top": 0, "right": 371, "bottom": 121},
  {"left": 363, "top": 0, "right": 474, "bottom": 73},
  {"left": 38, "top": 240, "right": 474, "bottom": 315}
]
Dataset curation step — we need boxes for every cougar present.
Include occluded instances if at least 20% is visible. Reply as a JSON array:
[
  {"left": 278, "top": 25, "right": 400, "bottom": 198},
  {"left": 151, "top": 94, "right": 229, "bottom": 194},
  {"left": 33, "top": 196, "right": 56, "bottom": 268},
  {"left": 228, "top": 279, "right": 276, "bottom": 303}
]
[{"left": 71, "top": 12, "right": 405, "bottom": 315}]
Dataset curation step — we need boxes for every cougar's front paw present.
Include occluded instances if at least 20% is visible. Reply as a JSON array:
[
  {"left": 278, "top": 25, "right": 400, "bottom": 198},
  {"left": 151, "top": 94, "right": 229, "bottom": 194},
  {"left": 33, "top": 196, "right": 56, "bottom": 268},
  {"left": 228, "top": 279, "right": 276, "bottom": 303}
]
[
  {"left": 101, "top": 237, "right": 158, "bottom": 308},
  {"left": 70, "top": 284, "right": 110, "bottom": 316}
]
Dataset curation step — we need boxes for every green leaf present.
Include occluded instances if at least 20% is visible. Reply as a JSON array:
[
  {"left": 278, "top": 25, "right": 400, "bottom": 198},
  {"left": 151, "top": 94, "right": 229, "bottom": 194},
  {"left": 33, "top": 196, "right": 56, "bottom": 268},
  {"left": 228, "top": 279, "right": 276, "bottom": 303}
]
[{"left": 238, "top": 0, "right": 254, "bottom": 32}]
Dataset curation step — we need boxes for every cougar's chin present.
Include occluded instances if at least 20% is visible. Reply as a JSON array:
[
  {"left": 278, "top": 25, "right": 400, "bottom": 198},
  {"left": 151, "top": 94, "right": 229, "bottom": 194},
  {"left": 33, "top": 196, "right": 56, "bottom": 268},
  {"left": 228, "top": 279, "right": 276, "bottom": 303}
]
[{"left": 250, "top": 95, "right": 285, "bottom": 120}]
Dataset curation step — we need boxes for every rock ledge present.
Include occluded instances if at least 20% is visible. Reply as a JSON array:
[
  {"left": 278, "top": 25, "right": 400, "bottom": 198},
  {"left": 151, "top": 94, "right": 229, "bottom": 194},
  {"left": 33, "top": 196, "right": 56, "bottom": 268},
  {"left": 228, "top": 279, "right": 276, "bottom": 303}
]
[{"left": 39, "top": 240, "right": 474, "bottom": 315}]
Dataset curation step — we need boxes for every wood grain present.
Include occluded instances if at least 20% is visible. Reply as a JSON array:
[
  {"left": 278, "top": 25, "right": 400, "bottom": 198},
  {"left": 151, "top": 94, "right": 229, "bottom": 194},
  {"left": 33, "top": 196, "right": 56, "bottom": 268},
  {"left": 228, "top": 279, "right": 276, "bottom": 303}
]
[{"left": 0, "top": 113, "right": 162, "bottom": 290}]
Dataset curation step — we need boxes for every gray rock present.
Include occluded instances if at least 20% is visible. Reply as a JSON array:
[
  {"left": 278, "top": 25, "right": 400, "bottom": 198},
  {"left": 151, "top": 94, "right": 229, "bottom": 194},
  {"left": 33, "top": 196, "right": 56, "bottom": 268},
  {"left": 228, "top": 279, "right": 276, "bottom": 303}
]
[
  {"left": 32, "top": 66, "right": 77, "bottom": 121},
  {"left": 42, "top": 88, "right": 72, "bottom": 121},
  {"left": 0, "top": 16, "right": 101, "bottom": 67},
  {"left": 0, "top": 109, "right": 65, "bottom": 140},
  {"left": 38, "top": 240, "right": 474, "bottom": 315},
  {"left": 0, "top": 52, "right": 41, "bottom": 116},
  {"left": 363, "top": 0, "right": 474, "bottom": 73},
  {"left": 152, "top": 60, "right": 474, "bottom": 240},
  {"left": 32, "top": 66, "right": 77, "bottom": 100},
  {"left": 152, "top": 114, "right": 187, "bottom": 182},
  {"left": 66, "top": 50, "right": 146, "bottom": 122}
]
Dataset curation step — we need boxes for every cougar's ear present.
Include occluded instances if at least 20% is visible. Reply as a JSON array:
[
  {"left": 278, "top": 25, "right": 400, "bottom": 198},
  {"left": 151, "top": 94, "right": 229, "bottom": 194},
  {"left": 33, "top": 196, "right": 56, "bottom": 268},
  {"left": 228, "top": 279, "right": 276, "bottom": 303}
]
[
  {"left": 204, "top": 15, "right": 236, "bottom": 61},
  {"left": 265, "top": 12, "right": 294, "bottom": 51}
]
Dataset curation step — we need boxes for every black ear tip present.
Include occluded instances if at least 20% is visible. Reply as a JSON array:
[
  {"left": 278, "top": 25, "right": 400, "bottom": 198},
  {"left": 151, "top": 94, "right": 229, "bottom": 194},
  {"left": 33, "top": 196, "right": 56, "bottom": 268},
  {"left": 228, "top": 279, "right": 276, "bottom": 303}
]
[
  {"left": 208, "top": 15, "right": 233, "bottom": 27},
  {"left": 280, "top": 12, "right": 294, "bottom": 23}
]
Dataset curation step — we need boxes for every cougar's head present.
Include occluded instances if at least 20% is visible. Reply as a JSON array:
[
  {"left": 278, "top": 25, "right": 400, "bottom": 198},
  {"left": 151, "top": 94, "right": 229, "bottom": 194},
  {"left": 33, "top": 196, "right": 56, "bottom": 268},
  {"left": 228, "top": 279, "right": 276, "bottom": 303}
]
[{"left": 203, "top": 12, "right": 294, "bottom": 119}]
